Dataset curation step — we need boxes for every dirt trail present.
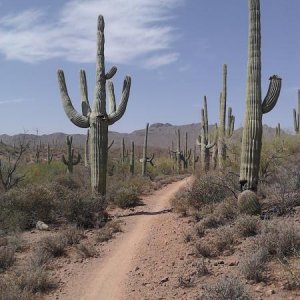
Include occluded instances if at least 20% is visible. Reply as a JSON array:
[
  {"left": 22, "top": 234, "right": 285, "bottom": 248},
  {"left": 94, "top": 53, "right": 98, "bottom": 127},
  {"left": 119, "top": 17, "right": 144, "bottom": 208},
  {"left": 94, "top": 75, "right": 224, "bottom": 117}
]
[{"left": 55, "top": 177, "right": 192, "bottom": 300}]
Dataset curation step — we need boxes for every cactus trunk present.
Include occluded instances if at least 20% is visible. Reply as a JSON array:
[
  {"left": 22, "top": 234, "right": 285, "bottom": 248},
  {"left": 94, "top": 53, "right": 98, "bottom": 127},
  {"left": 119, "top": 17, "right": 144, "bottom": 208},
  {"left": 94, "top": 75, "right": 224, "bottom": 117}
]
[
  {"left": 239, "top": 0, "right": 281, "bottom": 191},
  {"left": 130, "top": 141, "right": 135, "bottom": 175}
]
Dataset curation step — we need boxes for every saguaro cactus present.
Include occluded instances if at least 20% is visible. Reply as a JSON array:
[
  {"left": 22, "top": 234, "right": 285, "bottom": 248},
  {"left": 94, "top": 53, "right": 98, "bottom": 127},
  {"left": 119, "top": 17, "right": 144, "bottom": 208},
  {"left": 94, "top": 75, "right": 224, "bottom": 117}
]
[
  {"left": 84, "top": 129, "right": 89, "bottom": 167},
  {"left": 120, "top": 137, "right": 128, "bottom": 163},
  {"left": 58, "top": 15, "right": 131, "bottom": 195},
  {"left": 192, "top": 145, "right": 199, "bottom": 172},
  {"left": 239, "top": 0, "right": 281, "bottom": 191},
  {"left": 218, "top": 65, "right": 227, "bottom": 169},
  {"left": 183, "top": 132, "right": 191, "bottom": 169},
  {"left": 47, "top": 143, "right": 53, "bottom": 165},
  {"left": 130, "top": 141, "right": 135, "bottom": 175},
  {"left": 275, "top": 123, "right": 281, "bottom": 138},
  {"left": 211, "top": 124, "right": 219, "bottom": 170},
  {"left": 293, "top": 90, "right": 300, "bottom": 134},
  {"left": 227, "top": 107, "right": 235, "bottom": 137},
  {"left": 141, "top": 123, "right": 154, "bottom": 176},
  {"left": 62, "top": 136, "right": 81, "bottom": 173},
  {"left": 197, "top": 96, "right": 215, "bottom": 172}
]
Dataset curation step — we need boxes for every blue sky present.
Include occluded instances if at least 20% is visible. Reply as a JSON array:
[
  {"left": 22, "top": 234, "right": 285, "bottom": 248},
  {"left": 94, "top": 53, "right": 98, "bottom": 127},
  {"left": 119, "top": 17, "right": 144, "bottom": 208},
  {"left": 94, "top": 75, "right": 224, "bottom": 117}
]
[{"left": 0, "top": 0, "right": 299, "bottom": 135}]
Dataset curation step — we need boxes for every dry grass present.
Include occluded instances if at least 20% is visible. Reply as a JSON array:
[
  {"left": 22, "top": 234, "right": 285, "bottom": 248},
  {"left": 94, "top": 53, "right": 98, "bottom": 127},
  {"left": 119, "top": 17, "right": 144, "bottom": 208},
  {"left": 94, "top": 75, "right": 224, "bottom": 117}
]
[
  {"left": 0, "top": 246, "right": 15, "bottom": 271},
  {"left": 76, "top": 242, "right": 97, "bottom": 258}
]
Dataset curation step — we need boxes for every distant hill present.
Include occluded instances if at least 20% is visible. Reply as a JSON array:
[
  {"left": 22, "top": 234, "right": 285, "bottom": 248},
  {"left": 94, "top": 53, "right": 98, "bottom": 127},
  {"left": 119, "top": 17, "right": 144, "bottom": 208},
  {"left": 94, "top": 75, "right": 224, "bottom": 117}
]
[{"left": 0, "top": 123, "right": 288, "bottom": 151}]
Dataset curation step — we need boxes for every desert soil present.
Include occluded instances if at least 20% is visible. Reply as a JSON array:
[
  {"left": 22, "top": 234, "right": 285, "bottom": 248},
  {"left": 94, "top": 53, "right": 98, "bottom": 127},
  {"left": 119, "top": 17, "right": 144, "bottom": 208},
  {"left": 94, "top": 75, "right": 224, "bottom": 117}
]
[{"left": 46, "top": 176, "right": 195, "bottom": 300}]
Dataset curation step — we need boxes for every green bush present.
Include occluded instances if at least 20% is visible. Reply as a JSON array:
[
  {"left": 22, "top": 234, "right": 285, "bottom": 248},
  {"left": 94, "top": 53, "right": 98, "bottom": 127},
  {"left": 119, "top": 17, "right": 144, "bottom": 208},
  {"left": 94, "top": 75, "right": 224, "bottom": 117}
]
[{"left": 111, "top": 186, "right": 141, "bottom": 208}]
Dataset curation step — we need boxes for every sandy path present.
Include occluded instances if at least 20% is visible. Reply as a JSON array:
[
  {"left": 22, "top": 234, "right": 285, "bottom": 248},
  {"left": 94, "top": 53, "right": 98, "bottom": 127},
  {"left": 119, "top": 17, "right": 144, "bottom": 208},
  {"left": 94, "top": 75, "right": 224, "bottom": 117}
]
[{"left": 56, "top": 177, "right": 192, "bottom": 300}]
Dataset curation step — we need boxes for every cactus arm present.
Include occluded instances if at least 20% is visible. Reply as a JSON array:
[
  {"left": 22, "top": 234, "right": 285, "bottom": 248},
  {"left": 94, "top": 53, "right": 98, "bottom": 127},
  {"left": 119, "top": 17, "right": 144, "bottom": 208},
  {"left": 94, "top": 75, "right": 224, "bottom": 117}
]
[
  {"left": 80, "top": 70, "right": 91, "bottom": 117},
  {"left": 206, "top": 142, "right": 216, "bottom": 150},
  {"left": 147, "top": 153, "right": 155, "bottom": 166},
  {"left": 107, "top": 81, "right": 116, "bottom": 114},
  {"left": 262, "top": 75, "right": 282, "bottom": 114},
  {"left": 58, "top": 70, "right": 89, "bottom": 128},
  {"left": 107, "top": 139, "right": 114, "bottom": 150},
  {"left": 106, "top": 66, "right": 117, "bottom": 79},
  {"left": 107, "top": 76, "right": 131, "bottom": 125},
  {"left": 196, "top": 136, "right": 201, "bottom": 146}
]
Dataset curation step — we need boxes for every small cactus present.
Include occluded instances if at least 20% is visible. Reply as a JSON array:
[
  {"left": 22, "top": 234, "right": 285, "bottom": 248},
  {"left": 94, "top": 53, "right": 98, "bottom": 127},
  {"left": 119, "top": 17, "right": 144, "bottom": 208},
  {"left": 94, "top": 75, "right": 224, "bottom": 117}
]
[
  {"left": 62, "top": 136, "right": 81, "bottom": 173},
  {"left": 35, "top": 141, "right": 42, "bottom": 164},
  {"left": 293, "top": 90, "right": 300, "bottom": 133},
  {"left": 121, "top": 137, "right": 128, "bottom": 163},
  {"left": 183, "top": 132, "right": 191, "bottom": 169}
]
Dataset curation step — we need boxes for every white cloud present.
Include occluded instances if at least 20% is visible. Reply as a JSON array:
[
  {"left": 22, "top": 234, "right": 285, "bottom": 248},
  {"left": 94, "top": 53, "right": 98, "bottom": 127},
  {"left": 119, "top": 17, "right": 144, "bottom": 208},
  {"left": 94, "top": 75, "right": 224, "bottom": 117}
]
[
  {"left": 0, "top": 98, "right": 30, "bottom": 104},
  {"left": 0, "top": 0, "right": 184, "bottom": 68}
]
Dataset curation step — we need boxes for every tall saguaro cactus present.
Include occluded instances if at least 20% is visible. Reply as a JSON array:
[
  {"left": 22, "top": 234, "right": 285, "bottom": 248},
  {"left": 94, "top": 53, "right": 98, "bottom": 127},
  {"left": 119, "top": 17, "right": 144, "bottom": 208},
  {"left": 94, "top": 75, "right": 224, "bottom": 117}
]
[
  {"left": 197, "top": 96, "right": 215, "bottom": 172},
  {"left": 218, "top": 65, "right": 227, "bottom": 169},
  {"left": 58, "top": 15, "right": 131, "bottom": 195},
  {"left": 47, "top": 143, "right": 53, "bottom": 165},
  {"left": 239, "top": 0, "right": 281, "bottom": 191},
  {"left": 62, "top": 136, "right": 81, "bottom": 173},
  {"left": 211, "top": 124, "right": 219, "bottom": 170},
  {"left": 293, "top": 90, "right": 300, "bottom": 133}
]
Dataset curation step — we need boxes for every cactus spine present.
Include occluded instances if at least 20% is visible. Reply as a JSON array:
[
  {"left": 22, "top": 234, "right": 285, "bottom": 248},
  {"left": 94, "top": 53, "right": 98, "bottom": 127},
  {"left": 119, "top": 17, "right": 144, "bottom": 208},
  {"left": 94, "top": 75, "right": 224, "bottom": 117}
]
[
  {"left": 58, "top": 15, "right": 131, "bottom": 195},
  {"left": 239, "top": 0, "right": 282, "bottom": 191},
  {"left": 141, "top": 123, "right": 154, "bottom": 176},
  {"left": 293, "top": 90, "right": 300, "bottom": 133},
  {"left": 197, "top": 96, "right": 215, "bottom": 172},
  {"left": 62, "top": 136, "right": 81, "bottom": 173},
  {"left": 130, "top": 141, "right": 135, "bottom": 175}
]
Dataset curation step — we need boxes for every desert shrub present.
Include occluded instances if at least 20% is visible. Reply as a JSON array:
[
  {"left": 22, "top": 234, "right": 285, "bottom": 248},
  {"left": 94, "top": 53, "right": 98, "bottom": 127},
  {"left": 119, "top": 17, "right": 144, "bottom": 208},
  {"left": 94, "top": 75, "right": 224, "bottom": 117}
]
[
  {"left": 240, "top": 248, "right": 268, "bottom": 282},
  {"left": 54, "top": 174, "right": 81, "bottom": 190},
  {"left": 186, "top": 175, "right": 230, "bottom": 209},
  {"left": 62, "top": 193, "right": 107, "bottom": 228},
  {"left": 195, "top": 224, "right": 205, "bottom": 238},
  {"left": 258, "top": 220, "right": 300, "bottom": 258},
  {"left": 213, "top": 226, "right": 235, "bottom": 252},
  {"left": 0, "top": 184, "right": 57, "bottom": 231},
  {"left": 214, "top": 197, "right": 238, "bottom": 221},
  {"left": 61, "top": 227, "right": 85, "bottom": 245},
  {"left": 201, "top": 276, "right": 251, "bottom": 300},
  {"left": 111, "top": 186, "right": 141, "bottom": 208},
  {"left": 30, "top": 247, "right": 53, "bottom": 267},
  {"left": 76, "top": 242, "right": 97, "bottom": 258},
  {"left": 155, "top": 157, "right": 174, "bottom": 175},
  {"left": 195, "top": 242, "right": 216, "bottom": 258},
  {"left": 199, "top": 215, "right": 224, "bottom": 229},
  {"left": 237, "top": 190, "right": 261, "bottom": 215},
  {"left": 17, "top": 265, "right": 54, "bottom": 294},
  {"left": 96, "top": 227, "right": 113, "bottom": 243},
  {"left": 0, "top": 246, "right": 15, "bottom": 271},
  {"left": 195, "top": 258, "right": 209, "bottom": 277},
  {"left": 235, "top": 215, "right": 260, "bottom": 237},
  {"left": 38, "top": 236, "right": 67, "bottom": 258}
]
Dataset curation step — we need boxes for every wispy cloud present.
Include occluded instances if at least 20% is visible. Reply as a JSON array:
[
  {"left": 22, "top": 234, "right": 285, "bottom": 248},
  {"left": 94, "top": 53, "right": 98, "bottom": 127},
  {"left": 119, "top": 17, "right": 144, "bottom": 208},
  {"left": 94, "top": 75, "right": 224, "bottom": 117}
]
[
  {"left": 0, "top": 98, "right": 30, "bottom": 105},
  {"left": 0, "top": 0, "right": 184, "bottom": 68}
]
